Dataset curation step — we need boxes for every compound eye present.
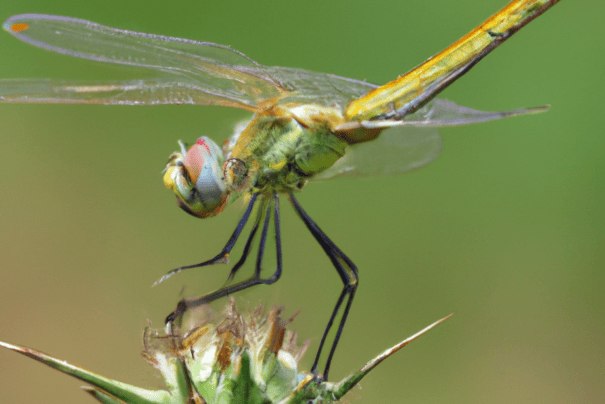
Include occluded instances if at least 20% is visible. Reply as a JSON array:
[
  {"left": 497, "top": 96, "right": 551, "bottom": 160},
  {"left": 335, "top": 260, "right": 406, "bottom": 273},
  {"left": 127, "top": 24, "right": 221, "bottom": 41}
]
[{"left": 164, "top": 137, "right": 229, "bottom": 218}]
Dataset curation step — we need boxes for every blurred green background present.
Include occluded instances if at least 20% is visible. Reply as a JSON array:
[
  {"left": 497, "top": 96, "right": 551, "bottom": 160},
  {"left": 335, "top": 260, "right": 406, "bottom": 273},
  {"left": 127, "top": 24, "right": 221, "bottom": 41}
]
[{"left": 0, "top": 0, "right": 602, "bottom": 403}]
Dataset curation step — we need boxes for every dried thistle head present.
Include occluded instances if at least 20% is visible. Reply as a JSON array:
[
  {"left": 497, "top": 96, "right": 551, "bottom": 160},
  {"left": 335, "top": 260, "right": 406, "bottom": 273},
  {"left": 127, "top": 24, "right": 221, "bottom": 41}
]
[
  {"left": 0, "top": 298, "right": 450, "bottom": 404},
  {"left": 143, "top": 298, "right": 312, "bottom": 404}
]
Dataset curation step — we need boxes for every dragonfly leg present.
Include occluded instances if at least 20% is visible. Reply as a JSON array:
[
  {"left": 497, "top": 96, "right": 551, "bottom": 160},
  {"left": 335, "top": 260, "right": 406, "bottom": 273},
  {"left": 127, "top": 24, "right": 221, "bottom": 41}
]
[
  {"left": 153, "top": 193, "right": 260, "bottom": 287},
  {"left": 165, "top": 193, "right": 283, "bottom": 326},
  {"left": 226, "top": 197, "right": 268, "bottom": 281},
  {"left": 288, "top": 192, "right": 358, "bottom": 381}
]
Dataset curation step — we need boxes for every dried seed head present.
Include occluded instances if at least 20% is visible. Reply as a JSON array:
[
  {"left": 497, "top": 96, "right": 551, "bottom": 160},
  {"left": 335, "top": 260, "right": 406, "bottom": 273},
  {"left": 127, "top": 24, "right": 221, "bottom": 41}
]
[{"left": 143, "top": 298, "right": 312, "bottom": 403}]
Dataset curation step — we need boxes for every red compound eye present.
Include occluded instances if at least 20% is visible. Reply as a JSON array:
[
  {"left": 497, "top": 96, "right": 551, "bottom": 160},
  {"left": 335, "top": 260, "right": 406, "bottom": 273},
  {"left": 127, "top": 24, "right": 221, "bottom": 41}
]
[
  {"left": 196, "top": 137, "right": 211, "bottom": 153},
  {"left": 184, "top": 143, "right": 208, "bottom": 184}
]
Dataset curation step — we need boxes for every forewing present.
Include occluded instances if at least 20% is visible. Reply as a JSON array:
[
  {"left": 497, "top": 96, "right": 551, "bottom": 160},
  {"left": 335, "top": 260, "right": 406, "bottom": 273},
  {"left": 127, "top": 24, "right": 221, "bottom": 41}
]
[
  {"left": 266, "top": 66, "right": 378, "bottom": 111},
  {"left": 0, "top": 78, "right": 260, "bottom": 109},
  {"left": 1, "top": 14, "right": 286, "bottom": 108}
]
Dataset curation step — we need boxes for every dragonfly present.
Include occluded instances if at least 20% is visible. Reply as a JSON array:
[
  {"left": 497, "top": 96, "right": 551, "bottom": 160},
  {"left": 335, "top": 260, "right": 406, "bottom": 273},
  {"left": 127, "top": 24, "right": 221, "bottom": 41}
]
[{"left": 1, "top": 0, "right": 560, "bottom": 380}]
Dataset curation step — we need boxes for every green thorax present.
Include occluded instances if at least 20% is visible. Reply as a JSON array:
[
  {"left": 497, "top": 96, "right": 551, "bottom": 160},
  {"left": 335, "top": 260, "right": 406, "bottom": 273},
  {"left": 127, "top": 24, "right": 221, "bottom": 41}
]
[{"left": 228, "top": 107, "right": 349, "bottom": 194}]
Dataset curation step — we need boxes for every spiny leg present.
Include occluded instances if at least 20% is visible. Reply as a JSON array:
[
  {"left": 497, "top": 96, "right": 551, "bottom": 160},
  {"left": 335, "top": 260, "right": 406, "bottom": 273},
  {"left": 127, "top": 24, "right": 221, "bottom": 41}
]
[
  {"left": 165, "top": 193, "right": 283, "bottom": 327},
  {"left": 258, "top": 193, "right": 282, "bottom": 284},
  {"left": 154, "top": 193, "right": 260, "bottom": 287},
  {"left": 226, "top": 197, "right": 268, "bottom": 281},
  {"left": 289, "top": 193, "right": 358, "bottom": 381}
]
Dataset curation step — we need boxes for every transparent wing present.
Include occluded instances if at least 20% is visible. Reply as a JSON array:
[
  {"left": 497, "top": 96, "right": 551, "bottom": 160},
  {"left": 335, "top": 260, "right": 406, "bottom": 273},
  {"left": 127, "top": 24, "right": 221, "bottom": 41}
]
[
  {"left": 0, "top": 14, "right": 377, "bottom": 110},
  {"left": 319, "top": 97, "right": 548, "bottom": 180},
  {"left": 358, "top": 98, "right": 549, "bottom": 129},
  {"left": 267, "top": 66, "right": 377, "bottom": 110},
  {"left": 0, "top": 77, "right": 261, "bottom": 109},
  {"left": 0, "top": 14, "right": 286, "bottom": 109},
  {"left": 315, "top": 125, "right": 442, "bottom": 180}
]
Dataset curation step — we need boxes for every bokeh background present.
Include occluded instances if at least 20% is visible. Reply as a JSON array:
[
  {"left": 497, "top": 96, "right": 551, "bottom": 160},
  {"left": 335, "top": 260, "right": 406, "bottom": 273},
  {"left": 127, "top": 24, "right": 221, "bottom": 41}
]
[{"left": 0, "top": 0, "right": 602, "bottom": 403}]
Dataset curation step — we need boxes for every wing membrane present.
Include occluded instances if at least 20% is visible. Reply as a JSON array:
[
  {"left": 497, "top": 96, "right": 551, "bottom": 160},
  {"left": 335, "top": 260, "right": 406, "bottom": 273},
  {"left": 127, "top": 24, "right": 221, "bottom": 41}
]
[
  {"left": 1, "top": 14, "right": 285, "bottom": 109},
  {"left": 357, "top": 99, "right": 549, "bottom": 129},
  {"left": 267, "top": 67, "right": 377, "bottom": 110},
  {"left": 1, "top": 15, "right": 383, "bottom": 111},
  {"left": 324, "top": 97, "right": 548, "bottom": 179},
  {"left": 315, "top": 125, "right": 442, "bottom": 180},
  {"left": 0, "top": 77, "right": 260, "bottom": 109}
]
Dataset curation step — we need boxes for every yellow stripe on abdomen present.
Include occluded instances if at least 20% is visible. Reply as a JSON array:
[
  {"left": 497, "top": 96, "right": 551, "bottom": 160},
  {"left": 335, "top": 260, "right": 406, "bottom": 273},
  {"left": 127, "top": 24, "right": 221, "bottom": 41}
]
[{"left": 345, "top": 0, "right": 559, "bottom": 120}]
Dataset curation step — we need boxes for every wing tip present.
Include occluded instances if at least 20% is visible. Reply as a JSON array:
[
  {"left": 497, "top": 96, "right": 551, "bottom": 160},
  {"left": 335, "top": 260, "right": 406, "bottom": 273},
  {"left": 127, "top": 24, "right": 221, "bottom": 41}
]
[
  {"left": 3, "top": 15, "right": 29, "bottom": 34},
  {"left": 534, "top": 104, "right": 551, "bottom": 113},
  {"left": 4, "top": 22, "right": 29, "bottom": 34},
  {"left": 3, "top": 14, "right": 74, "bottom": 35},
  {"left": 507, "top": 104, "right": 551, "bottom": 117}
]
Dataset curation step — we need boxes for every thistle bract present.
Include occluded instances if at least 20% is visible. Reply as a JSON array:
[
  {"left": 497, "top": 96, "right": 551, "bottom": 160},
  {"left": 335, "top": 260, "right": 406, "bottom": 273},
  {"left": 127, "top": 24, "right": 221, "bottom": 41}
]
[{"left": 0, "top": 299, "right": 450, "bottom": 403}]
